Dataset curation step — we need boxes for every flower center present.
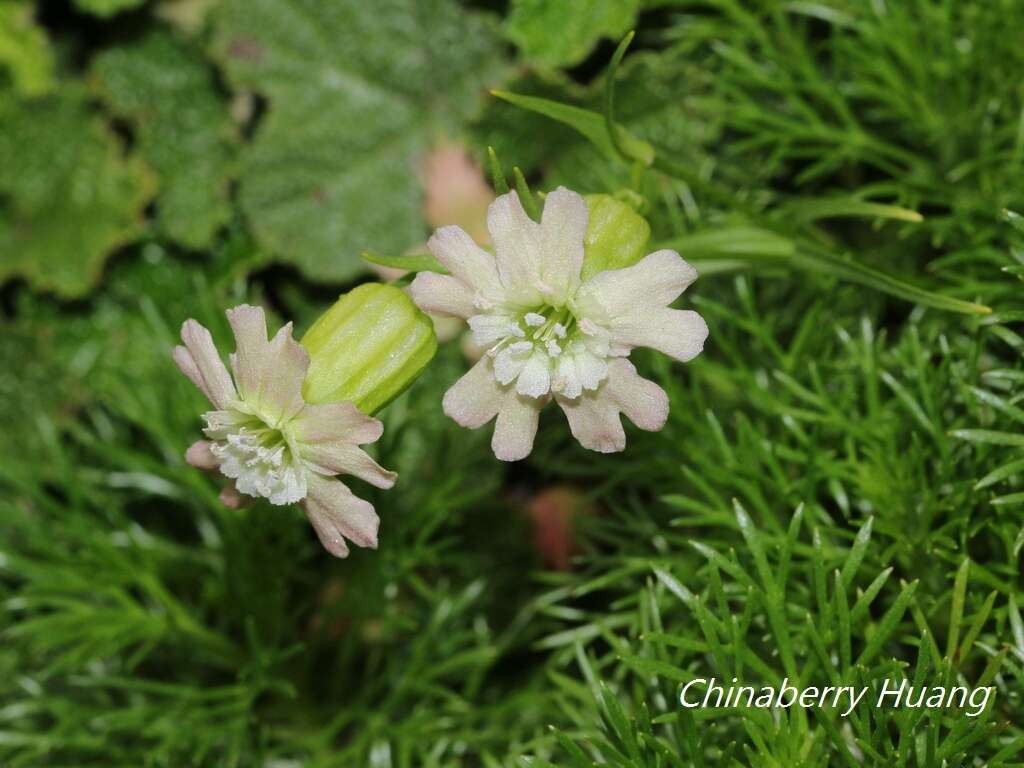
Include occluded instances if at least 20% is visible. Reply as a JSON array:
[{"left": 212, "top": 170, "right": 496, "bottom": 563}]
[
  {"left": 204, "top": 413, "right": 307, "bottom": 505},
  {"left": 519, "top": 304, "right": 576, "bottom": 357},
  {"left": 470, "top": 303, "right": 612, "bottom": 400}
]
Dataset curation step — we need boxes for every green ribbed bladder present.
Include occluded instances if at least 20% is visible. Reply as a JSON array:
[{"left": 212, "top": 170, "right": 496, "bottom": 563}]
[
  {"left": 580, "top": 194, "right": 651, "bottom": 280},
  {"left": 301, "top": 283, "right": 437, "bottom": 415}
]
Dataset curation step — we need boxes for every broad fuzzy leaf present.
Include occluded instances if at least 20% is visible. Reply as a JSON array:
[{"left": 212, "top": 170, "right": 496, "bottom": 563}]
[
  {"left": 0, "top": 87, "right": 152, "bottom": 297},
  {"left": 73, "top": 0, "right": 146, "bottom": 17},
  {"left": 0, "top": 1, "right": 55, "bottom": 97},
  {"left": 506, "top": 0, "right": 639, "bottom": 69},
  {"left": 212, "top": 0, "right": 505, "bottom": 282},
  {"left": 92, "top": 32, "right": 236, "bottom": 249}
]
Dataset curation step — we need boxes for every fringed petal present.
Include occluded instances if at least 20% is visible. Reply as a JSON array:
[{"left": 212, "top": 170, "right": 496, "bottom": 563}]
[
  {"left": 427, "top": 225, "right": 504, "bottom": 304},
  {"left": 260, "top": 321, "right": 310, "bottom": 422},
  {"left": 557, "top": 387, "right": 625, "bottom": 454},
  {"left": 291, "top": 402, "right": 384, "bottom": 445},
  {"left": 576, "top": 249, "right": 698, "bottom": 320},
  {"left": 539, "top": 187, "right": 587, "bottom": 301},
  {"left": 225, "top": 305, "right": 310, "bottom": 423},
  {"left": 442, "top": 357, "right": 506, "bottom": 429},
  {"left": 492, "top": 391, "right": 541, "bottom": 461},
  {"left": 408, "top": 272, "right": 478, "bottom": 318},
  {"left": 175, "top": 320, "right": 236, "bottom": 408},
  {"left": 606, "top": 308, "right": 709, "bottom": 362},
  {"left": 302, "top": 475, "right": 380, "bottom": 558},
  {"left": 556, "top": 359, "right": 668, "bottom": 453},
  {"left": 302, "top": 443, "right": 397, "bottom": 489},
  {"left": 605, "top": 358, "right": 670, "bottom": 432},
  {"left": 225, "top": 304, "right": 268, "bottom": 405},
  {"left": 487, "top": 191, "right": 543, "bottom": 305}
]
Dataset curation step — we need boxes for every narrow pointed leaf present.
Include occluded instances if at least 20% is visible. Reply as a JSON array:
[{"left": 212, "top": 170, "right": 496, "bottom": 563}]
[{"left": 491, "top": 89, "right": 654, "bottom": 165}]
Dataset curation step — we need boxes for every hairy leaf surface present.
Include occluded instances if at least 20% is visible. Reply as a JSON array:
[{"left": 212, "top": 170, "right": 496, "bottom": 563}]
[
  {"left": 213, "top": 0, "right": 505, "bottom": 281},
  {"left": 93, "top": 32, "right": 236, "bottom": 249},
  {"left": 0, "top": 88, "right": 152, "bottom": 296}
]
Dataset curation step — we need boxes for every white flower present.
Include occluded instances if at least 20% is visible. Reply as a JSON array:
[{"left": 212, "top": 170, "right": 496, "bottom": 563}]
[
  {"left": 410, "top": 187, "right": 708, "bottom": 460},
  {"left": 173, "top": 305, "right": 396, "bottom": 558}
]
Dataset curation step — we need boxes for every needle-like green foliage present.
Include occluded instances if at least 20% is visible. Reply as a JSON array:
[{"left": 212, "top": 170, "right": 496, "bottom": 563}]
[{"left": 1, "top": 1, "right": 1022, "bottom": 765}]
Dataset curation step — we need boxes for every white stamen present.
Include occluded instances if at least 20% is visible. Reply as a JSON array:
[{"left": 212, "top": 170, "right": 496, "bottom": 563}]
[
  {"left": 209, "top": 426, "right": 306, "bottom": 505},
  {"left": 545, "top": 339, "right": 562, "bottom": 356},
  {"left": 553, "top": 323, "right": 567, "bottom": 338},
  {"left": 524, "top": 312, "right": 545, "bottom": 327}
]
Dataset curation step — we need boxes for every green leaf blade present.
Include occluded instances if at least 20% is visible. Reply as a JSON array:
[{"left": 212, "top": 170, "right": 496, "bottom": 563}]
[
  {"left": 0, "top": 88, "right": 152, "bottom": 297},
  {"left": 92, "top": 32, "right": 236, "bottom": 250},
  {"left": 213, "top": 0, "right": 506, "bottom": 282}
]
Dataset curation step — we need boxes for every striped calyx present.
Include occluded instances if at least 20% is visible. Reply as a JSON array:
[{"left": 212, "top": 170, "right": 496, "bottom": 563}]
[{"left": 301, "top": 283, "right": 437, "bottom": 414}]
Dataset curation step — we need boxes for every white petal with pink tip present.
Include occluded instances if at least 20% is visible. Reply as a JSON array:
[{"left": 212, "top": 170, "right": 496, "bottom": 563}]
[
  {"left": 409, "top": 186, "right": 708, "bottom": 460},
  {"left": 174, "top": 305, "right": 395, "bottom": 558}
]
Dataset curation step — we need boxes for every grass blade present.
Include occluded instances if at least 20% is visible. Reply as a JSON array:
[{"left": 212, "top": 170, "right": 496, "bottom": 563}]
[
  {"left": 362, "top": 251, "right": 447, "bottom": 275},
  {"left": 491, "top": 89, "right": 654, "bottom": 165}
]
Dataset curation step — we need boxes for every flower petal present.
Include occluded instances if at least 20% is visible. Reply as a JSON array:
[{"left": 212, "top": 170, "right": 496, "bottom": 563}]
[
  {"left": 575, "top": 249, "right": 698, "bottom": 320},
  {"left": 553, "top": 355, "right": 581, "bottom": 399},
  {"left": 442, "top": 357, "right": 505, "bottom": 428},
  {"left": 206, "top": 305, "right": 311, "bottom": 423},
  {"left": 428, "top": 225, "right": 504, "bottom": 304},
  {"left": 539, "top": 187, "right": 587, "bottom": 300},
  {"left": 185, "top": 440, "right": 220, "bottom": 470},
  {"left": 469, "top": 313, "right": 520, "bottom": 347},
  {"left": 443, "top": 357, "right": 543, "bottom": 460},
  {"left": 302, "top": 443, "right": 397, "bottom": 489},
  {"left": 557, "top": 388, "right": 625, "bottom": 454},
  {"left": 225, "top": 304, "right": 268, "bottom": 404},
  {"left": 175, "top": 319, "right": 236, "bottom": 409},
  {"left": 556, "top": 359, "right": 668, "bottom": 453},
  {"left": 291, "top": 402, "right": 384, "bottom": 445},
  {"left": 605, "top": 358, "right": 669, "bottom": 432},
  {"left": 558, "top": 347, "right": 608, "bottom": 398},
  {"left": 218, "top": 483, "right": 249, "bottom": 510},
  {"left": 302, "top": 475, "right": 380, "bottom": 557},
  {"left": 254, "top": 321, "right": 307, "bottom": 423},
  {"left": 492, "top": 391, "right": 541, "bottom": 461},
  {"left": 487, "top": 191, "right": 543, "bottom": 305},
  {"left": 607, "top": 308, "right": 709, "bottom": 362},
  {"left": 408, "top": 272, "right": 478, "bottom": 318},
  {"left": 493, "top": 344, "right": 531, "bottom": 385}
]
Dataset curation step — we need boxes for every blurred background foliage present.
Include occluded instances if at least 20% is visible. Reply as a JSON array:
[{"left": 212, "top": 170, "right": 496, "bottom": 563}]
[{"left": 1, "top": 0, "right": 1024, "bottom": 765}]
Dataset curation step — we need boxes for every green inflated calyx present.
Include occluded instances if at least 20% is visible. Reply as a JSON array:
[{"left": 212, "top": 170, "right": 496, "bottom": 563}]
[
  {"left": 301, "top": 283, "right": 437, "bottom": 415},
  {"left": 580, "top": 194, "right": 651, "bottom": 281}
]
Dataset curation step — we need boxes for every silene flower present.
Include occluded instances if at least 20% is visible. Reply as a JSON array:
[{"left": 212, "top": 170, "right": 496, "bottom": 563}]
[
  {"left": 173, "top": 304, "right": 396, "bottom": 558},
  {"left": 410, "top": 187, "right": 708, "bottom": 460}
]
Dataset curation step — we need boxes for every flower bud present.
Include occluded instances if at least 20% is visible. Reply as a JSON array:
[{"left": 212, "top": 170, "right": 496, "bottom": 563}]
[
  {"left": 301, "top": 283, "right": 437, "bottom": 414},
  {"left": 526, "top": 485, "right": 593, "bottom": 571},
  {"left": 422, "top": 141, "right": 493, "bottom": 244},
  {"left": 580, "top": 193, "right": 651, "bottom": 281}
]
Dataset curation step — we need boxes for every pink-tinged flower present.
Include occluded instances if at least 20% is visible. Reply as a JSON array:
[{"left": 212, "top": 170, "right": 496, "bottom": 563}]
[
  {"left": 409, "top": 187, "right": 708, "bottom": 460},
  {"left": 173, "top": 305, "right": 395, "bottom": 558}
]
